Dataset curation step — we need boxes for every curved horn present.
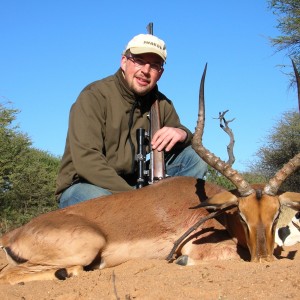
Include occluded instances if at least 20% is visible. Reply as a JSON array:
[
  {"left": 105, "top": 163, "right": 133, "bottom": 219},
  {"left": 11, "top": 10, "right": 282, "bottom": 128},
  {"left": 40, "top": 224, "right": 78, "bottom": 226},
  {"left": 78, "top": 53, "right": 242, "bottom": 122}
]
[
  {"left": 192, "top": 64, "right": 254, "bottom": 196},
  {"left": 263, "top": 153, "right": 300, "bottom": 195}
]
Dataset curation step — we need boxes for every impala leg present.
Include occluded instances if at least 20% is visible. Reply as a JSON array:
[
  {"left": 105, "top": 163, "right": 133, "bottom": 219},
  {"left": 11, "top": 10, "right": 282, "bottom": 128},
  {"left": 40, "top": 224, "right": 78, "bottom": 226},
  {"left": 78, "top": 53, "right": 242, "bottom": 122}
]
[
  {"left": 175, "top": 228, "right": 243, "bottom": 266},
  {"left": 0, "top": 264, "right": 84, "bottom": 285}
]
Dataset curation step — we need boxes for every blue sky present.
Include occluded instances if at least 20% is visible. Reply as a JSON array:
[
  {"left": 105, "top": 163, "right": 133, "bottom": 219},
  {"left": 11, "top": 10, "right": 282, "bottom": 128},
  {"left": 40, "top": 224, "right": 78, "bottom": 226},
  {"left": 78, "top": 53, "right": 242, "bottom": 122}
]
[{"left": 1, "top": 1, "right": 297, "bottom": 171}]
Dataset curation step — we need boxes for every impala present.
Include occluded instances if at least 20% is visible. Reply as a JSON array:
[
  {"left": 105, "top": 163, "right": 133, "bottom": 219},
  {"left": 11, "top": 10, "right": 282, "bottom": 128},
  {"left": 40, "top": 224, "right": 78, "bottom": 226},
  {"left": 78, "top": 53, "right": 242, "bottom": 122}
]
[{"left": 1, "top": 64, "right": 300, "bottom": 285}]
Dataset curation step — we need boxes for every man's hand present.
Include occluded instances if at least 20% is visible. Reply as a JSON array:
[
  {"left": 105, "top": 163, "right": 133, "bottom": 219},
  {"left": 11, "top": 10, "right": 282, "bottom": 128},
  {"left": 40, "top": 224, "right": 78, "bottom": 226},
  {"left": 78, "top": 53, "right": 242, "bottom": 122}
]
[{"left": 151, "top": 127, "right": 187, "bottom": 152}]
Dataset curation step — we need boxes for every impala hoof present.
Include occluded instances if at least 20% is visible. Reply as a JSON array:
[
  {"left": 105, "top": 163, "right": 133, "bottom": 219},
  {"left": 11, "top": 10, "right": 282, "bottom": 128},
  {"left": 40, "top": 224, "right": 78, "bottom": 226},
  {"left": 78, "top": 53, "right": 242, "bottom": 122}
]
[
  {"left": 55, "top": 268, "right": 68, "bottom": 280},
  {"left": 175, "top": 255, "right": 188, "bottom": 266}
]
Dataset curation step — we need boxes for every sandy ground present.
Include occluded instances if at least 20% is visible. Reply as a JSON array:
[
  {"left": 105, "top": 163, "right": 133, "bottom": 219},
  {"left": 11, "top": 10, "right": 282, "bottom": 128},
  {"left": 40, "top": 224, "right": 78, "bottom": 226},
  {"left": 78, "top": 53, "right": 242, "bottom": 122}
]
[
  {"left": 1, "top": 241, "right": 300, "bottom": 299},
  {"left": 0, "top": 244, "right": 300, "bottom": 300}
]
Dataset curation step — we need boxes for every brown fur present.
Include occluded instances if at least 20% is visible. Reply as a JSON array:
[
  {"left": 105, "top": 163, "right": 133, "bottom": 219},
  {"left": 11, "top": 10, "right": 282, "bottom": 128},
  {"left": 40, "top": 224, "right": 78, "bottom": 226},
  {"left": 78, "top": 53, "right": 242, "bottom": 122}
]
[{"left": 0, "top": 177, "right": 245, "bottom": 285}]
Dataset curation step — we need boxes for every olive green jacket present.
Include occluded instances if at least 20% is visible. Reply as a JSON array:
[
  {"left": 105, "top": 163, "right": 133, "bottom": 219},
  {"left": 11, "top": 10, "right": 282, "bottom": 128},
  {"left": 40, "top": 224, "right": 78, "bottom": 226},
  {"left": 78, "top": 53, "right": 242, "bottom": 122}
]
[{"left": 55, "top": 68, "right": 193, "bottom": 196}]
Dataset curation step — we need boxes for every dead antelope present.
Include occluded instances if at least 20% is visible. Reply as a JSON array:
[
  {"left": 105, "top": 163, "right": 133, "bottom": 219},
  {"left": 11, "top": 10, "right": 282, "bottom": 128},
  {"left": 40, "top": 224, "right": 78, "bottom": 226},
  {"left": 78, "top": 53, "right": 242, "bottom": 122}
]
[{"left": 1, "top": 65, "right": 300, "bottom": 285}]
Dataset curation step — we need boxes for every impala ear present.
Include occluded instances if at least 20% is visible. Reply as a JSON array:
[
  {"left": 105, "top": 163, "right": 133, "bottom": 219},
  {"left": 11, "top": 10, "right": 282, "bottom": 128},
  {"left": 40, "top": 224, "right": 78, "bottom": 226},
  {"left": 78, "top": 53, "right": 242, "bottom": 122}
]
[
  {"left": 193, "top": 191, "right": 238, "bottom": 210},
  {"left": 279, "top": 192, "right": 300, "bottom": 211}
]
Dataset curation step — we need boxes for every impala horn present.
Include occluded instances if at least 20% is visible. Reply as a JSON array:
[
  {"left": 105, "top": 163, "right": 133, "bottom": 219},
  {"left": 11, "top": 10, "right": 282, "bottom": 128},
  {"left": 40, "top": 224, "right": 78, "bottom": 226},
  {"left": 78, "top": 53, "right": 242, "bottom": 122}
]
[
  {"left": 192, "top": 64, "right": 255, "bottom": 197},
  {"left": 263, "top": 153, "right": 300, "bottom": 195}
]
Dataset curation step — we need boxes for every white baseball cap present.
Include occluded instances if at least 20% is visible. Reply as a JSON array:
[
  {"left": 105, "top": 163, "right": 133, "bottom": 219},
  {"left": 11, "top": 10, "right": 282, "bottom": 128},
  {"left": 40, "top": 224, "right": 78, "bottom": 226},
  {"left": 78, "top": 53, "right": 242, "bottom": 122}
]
[{"left": 123, "top": 34, "right": 167, "bottom": 61}]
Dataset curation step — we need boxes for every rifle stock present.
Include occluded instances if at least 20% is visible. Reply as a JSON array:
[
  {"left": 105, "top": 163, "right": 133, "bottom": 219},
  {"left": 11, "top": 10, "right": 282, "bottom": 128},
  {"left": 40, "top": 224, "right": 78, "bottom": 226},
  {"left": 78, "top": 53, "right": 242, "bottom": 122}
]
[{"left": 149, "top": 100, "right": 166, "bottom": 183}]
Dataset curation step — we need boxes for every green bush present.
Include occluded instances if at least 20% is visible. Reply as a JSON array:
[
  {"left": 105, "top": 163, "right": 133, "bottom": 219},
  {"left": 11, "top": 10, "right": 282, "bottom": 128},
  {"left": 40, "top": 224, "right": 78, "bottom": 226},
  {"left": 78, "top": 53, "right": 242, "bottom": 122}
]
[{"left": 0, "top": 103, "right": 60, "bottom": 234}]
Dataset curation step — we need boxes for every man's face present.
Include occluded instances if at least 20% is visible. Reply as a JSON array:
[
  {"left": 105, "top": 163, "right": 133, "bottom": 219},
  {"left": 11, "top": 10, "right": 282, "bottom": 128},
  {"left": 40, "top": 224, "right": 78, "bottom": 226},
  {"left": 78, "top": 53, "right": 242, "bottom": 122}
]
[{"left": 121, "top": 52, "right": 164, "bottom": 96}]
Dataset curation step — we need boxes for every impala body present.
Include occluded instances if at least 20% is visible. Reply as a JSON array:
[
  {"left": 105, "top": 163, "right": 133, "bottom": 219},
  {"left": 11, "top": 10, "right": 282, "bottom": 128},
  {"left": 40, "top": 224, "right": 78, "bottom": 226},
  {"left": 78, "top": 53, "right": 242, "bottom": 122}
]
[
  {"left": 0, "top": 178, "right": 244, "bottom": 284},
  {"left": 1, "top": 64, "right": 300, "bottom": 285}
]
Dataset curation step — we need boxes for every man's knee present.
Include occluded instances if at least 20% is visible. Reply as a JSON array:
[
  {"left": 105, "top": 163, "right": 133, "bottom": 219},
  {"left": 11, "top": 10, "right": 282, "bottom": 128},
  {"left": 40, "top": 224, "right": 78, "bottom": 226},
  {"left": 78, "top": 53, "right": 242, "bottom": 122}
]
[
  {"left": 187, "top": 150, "right": 207, "bottom": 178},
  {"left": 166, "top": 145, "right": 207, "bottom": 179},
  {"left": 59, "top": 183, "right": 112, "bottom": 208}
]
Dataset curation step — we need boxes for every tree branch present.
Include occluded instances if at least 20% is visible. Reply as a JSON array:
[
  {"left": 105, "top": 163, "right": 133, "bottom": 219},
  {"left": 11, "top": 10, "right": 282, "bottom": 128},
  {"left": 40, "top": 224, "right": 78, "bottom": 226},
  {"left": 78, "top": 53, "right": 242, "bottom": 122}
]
[
  {"left": 291, "top": 58, "right": 300, "bottom": 113},
  {"left": 214, "top": 110, "right": 236, "bottom": 166}
]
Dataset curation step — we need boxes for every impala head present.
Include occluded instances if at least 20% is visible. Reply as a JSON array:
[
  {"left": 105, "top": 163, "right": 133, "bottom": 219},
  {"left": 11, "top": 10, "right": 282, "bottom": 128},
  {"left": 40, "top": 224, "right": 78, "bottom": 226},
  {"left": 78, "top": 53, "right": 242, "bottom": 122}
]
[{"left": 193, "top": 63, "right": 300, "bottom": 262}]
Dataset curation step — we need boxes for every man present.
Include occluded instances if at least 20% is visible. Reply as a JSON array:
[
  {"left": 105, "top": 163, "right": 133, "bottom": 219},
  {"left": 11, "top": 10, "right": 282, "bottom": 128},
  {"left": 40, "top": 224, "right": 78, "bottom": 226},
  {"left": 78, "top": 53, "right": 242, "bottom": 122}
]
[{"left": 56, "top": 33, "right": 207, "bottom": 208}]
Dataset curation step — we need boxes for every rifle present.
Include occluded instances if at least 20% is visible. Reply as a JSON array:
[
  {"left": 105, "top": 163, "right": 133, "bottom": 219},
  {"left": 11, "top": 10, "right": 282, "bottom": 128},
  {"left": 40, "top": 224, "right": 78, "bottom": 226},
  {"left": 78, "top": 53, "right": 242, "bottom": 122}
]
[
  {"left": 146, "top": 22, "right": 153, "bottom": 35},
  {"left": 135, "top": 22, "right": 166, "bottom": 188},
  {"left": 135, "top": 100, "right": 166, "bottom": 188},
  {"left": 136, "top": 128, "right": 147, "bottom": 189},
  {"left": 149, "top": 99, "right": 166, "bottom": 183}
]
